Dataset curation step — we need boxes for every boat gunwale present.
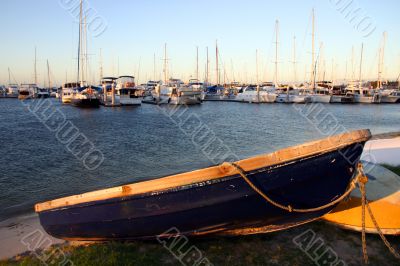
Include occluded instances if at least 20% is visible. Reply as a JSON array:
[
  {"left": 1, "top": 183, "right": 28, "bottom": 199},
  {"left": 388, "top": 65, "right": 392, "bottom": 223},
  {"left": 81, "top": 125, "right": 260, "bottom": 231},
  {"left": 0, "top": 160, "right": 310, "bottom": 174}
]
[{"left": 35, "top": 129, "right": 371, "bottom": 213}]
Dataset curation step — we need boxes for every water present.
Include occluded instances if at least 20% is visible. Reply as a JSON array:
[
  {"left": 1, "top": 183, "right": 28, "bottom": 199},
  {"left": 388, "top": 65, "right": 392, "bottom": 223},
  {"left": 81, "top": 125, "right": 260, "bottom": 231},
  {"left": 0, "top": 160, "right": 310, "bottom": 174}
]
[{"left": 0, "top": 98, "right": 399, "bottom": 221}]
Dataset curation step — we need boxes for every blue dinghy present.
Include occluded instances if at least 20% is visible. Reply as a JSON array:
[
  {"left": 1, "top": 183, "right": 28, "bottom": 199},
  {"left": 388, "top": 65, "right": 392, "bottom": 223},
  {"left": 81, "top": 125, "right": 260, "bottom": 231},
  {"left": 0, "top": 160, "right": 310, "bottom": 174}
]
[{"left": 35, "top": 129, "right": 371, "bottom": 240}]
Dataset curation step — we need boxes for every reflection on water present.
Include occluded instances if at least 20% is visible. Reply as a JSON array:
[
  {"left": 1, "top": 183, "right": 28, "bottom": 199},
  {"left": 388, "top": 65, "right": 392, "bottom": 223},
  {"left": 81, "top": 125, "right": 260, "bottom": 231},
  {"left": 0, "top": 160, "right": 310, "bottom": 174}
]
[{"left": 0, "top": 99, "right": 399, "bottom": 220}]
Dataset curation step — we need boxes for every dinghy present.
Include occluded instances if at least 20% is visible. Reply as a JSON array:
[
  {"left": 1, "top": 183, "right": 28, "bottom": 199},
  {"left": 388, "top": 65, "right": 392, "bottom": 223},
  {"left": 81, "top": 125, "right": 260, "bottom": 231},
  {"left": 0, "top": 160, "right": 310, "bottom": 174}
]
[
  {"left": 35, "top": 129, "right": 370, "bottom": 240},
  {"left": 323, "top": 162, "right": 400, "bottom": 235}
]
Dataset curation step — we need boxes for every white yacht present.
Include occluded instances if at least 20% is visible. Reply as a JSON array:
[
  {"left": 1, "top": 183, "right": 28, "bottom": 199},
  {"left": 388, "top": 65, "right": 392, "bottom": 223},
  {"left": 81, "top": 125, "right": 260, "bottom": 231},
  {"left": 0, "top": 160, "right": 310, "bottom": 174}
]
[
  {"left": 116, "top": 76, "right": 144, "bottom": 106},
  {"left": 157, "top": 78, "right": 202, "bottom": 105},
  {"left": 235, "top": 85, "right": 276, "bottom": 103},
  {"left": 71, "top": 86, "right": 101, "bottom": 108},
  {"left": 276, "top": 87, "right": 311, "bottom": 103},
  {"left": 37, "top": 88, "right": 50, "bottom": 98},
  {"left": 6, "top": 84, "right": 19, "bottom": 98},
  {"left": 61, "top": 82, "right": 80, "bottom": 104},
  {"left": 380, "top": 90, "right": 400, "bottom": 103},
  {"left": 346, "top": 85, "right": 381, "bottom": 103},
  {"left": 18, "top": 84, "right": 38, "bottom": 100},
  {"left": 308, "top": 87, "right": 332, "bottom": 103}
]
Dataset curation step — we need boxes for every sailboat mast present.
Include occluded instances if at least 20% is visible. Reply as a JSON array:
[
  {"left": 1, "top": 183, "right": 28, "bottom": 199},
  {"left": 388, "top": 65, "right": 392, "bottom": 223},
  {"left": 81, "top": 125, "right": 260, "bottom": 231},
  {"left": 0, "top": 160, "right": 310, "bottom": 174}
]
[
  {"left": 84, "top": 14, "right": 88, "bottom": 85},
  {"left": 358, "top": 43, "right": 364, "bottom": 89},
  {"left": 34, "top": 46, "right": 37, "bottom": 85},
  {"left": 163, "top": 43, "right": 167, "bottom": 84},
  {"left": 206, "top": 47, "right": 209, "bottom": 84},
  {"left": 256, "top": 49, "right": 259, "bottom": 85},
  {"left": 8, "top": 67, "right": 11, "bottom": 85},
  {"left": 378, "top": 32, "right": 387, "bottom": 89},
  {"left": 216, "top": 40, "right": 219, "bottom": 85},
  {"left": 274, "top": 20, "right": 279, "bottom": 87},
  {"left": 196, "top": 46, "right": 199, "bottom": 81},
  {"left": 153, "top": 53, "right": 156, "bottom": 81},
  {"left": 99, "top": 48, "right": 103, "bottom": 83},
  {"left": 292, "top": 36, "right": 297, "bottom": 83},
  {"left": 311, "top": 8, "right": 315, "bottom": 89},
  {"left": 78, "top": 0, "right": 83, "bottom": 85},
  {"left": 47, "top": 60, "right": 51, "bottom": 89}
]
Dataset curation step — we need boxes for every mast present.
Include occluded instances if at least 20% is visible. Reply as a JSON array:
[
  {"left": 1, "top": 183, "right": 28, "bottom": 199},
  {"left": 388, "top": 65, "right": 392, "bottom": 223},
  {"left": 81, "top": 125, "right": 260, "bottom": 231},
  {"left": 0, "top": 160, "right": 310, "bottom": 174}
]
[
  {"left": 256, "top": 49, "right": 259, "bottom": 85},
  {"left": 311, "top": 8, "right": 315, "bottom": 89},
  {"left": 351, "top": 46, "right": 355, "bottom": 89},
  {"left": 163, "top": 43, "right": 168, "bottom": 84},
  {"left": 153, "top": 53, "right": 156, "bottom": 81},
  {"left": 99, "top": 48, "right": 103, "bottom": 83},
  {"left": 78, "top": 0, "right": 83, "bottom": 85},
  {"left": 292, "top": 36, "right": 297, "bottom": 83},
  {"left": 274, "top": 20, "right": 279, "bottom": 87},
  {"left": 195, "top": 47, "right": 199, "bottom": 81},
  {"left": 47, "top": 60, "right": 51, "bottom": 89},
  {"left": 215, "top": 40, "right": 219, "bottom": 85},
  {"left": 84, "top": 14, "right": 88, "bottom": 85},
  {"left": 256, "top": 49, "right": 260, "bottom": 101},
  {"left": 34, "top": 46, "right": 37, "bottom": 85},
  {"left": 8, "top": 67, "right": 11, "bottom": 85},
  {"left": 358, "top": 43, "right": 364, "bottom": 89},
  {"left": 378, "top": 32, "right": 387, "bottom": 89},
  {"left": 206, "top": 47, "right": 209, "bottom": 84}
]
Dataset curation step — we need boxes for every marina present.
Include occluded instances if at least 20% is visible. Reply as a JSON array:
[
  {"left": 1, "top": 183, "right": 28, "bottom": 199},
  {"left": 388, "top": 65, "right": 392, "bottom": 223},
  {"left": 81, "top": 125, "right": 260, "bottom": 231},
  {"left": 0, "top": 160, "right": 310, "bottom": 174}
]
[{"left": 1, "top": 0, "right": 400, "bottom": 265}]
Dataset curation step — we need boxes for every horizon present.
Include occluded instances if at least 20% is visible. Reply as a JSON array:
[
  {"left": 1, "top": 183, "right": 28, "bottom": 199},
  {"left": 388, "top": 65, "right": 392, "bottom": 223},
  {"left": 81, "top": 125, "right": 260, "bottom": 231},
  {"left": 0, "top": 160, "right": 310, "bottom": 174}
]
[{"left": 1, "top": 0, "right": 399, "bottom": 86}]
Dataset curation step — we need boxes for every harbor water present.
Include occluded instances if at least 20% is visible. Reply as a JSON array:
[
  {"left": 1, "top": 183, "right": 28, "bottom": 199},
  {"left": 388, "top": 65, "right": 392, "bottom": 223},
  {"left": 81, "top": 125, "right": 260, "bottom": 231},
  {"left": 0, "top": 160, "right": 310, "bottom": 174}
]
[{"left": 0, "top": 98, "right": 399, "bottom": 221}]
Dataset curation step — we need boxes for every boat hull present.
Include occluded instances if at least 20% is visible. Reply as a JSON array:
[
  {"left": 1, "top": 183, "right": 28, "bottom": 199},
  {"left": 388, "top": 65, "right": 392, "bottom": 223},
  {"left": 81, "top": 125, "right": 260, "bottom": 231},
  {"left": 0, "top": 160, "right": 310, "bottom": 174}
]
[
  {"left": 37, "top": 138, "right": 367, "bottom": 240},
  {"left": 381, "top": 95, "right": 400, "bottom": 103},
  {"left": 71, "top": 98, "right": 100, "bottom": 108},
  {"left": 310, "top": 94, "right": 331, "bottom": 103},
  {"left": 330, "top": 95, "right": 355, "bottom": 103},
  {"left": 235, "top": 92, "right": 277, "bottom": 103}
]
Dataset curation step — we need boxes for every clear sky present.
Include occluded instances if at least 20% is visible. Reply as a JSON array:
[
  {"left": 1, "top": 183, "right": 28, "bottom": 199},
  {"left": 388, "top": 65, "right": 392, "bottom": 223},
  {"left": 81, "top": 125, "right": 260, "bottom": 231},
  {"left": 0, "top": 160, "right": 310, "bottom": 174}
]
[{"left": 1, "top": 0, "right": 399, "bottom": 86}]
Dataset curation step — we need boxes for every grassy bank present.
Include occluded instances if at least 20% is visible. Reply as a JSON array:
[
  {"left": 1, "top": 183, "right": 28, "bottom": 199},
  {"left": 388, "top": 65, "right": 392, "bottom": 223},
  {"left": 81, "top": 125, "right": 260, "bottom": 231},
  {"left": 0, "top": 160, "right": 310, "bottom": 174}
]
[{"left": 1, "top": 221, "right": 399, "bottom": 266}]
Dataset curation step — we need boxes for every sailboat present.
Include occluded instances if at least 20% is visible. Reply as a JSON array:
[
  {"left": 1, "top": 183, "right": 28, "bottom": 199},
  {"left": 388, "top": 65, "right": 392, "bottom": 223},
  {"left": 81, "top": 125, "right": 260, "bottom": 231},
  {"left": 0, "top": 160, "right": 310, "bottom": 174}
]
[
  {"left": 156, "top": 44, "right": 202, "bottom": 105},
  {"left": 6, "top": 68, "right": 19, "bottom": 98},
  {"left": 235, "top": 49, "right": 277, "bottom": 103},
  {"left": 19, "top": 48, "right": 39, "bottom": 100},
  {"left": 70, "top": 0, "right": 100, "bottom": 108},
  {"left": 306, "top": 9, "right": 331, "bottom": 103}
]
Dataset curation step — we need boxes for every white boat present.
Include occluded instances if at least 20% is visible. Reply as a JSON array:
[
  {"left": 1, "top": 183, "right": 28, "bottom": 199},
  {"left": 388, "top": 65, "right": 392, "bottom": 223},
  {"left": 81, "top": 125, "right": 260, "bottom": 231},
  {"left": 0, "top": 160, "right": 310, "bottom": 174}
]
[
  {"left": 347, "top": 87, "right": 381, "bottom": 103},
  {"left": 276, "top": 87, "right": 311, "bottom": 103},
  {"left": 6, "top": 84, "right": 19, "bottom": 98},
  {"left": 116, "top": 76, "right": 143, "bottom": 106},
  {"left": 308, "top": 87, "right": 332, "bottom": 103},
  {"left": 18, "top": 84, "right": 38, "bottom": 100},
  {"left": 203, "top": 85, "right": 224, "bottom": 101},
  {"left": 380, "top": 90, "right": 400, "bottom": 103},
  {"left": 37, "top": 88, "right": 50, "bottom": 98},
  {"left": 61, "top": 82, "right": 80, "bottom": 104},
  {"left": 235, "top": 85, "right": 276, "bottom": 103},
  {"left": 330, "top": 93, "right": 355, "bottom": 103},
  {"left": 0, "top": 85, "right": 6, "bottom": 97},
  {"left": 71, "top": 86, "right": 100, "bottom": 108},
  {"left": 158, "top": 78, "right": 202, "bottom": 105},
  {"left": 101, "top": 77, "right": 120, "bottom": 105}
]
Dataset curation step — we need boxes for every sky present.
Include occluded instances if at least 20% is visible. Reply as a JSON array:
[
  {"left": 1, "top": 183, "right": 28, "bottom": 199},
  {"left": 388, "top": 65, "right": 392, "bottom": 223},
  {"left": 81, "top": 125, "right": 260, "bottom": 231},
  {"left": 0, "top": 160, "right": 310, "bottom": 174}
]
[{"left": 1, "top": 0, "right": 399, "bottom": 86}]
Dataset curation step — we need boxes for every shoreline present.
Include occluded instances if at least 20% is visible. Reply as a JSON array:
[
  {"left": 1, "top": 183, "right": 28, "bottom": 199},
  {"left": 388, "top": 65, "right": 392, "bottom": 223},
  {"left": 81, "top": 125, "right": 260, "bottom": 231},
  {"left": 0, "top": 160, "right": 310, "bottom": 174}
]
[{"left": 1, "top": 135, "right": 400, "bottom": 261}]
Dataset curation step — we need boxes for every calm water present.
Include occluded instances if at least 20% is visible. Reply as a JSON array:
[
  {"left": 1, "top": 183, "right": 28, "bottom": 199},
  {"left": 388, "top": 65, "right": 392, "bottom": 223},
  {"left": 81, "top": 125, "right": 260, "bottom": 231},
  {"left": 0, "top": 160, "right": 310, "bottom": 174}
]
[{"left": 0, "top": 98, "right": 399, "bottom": 221}]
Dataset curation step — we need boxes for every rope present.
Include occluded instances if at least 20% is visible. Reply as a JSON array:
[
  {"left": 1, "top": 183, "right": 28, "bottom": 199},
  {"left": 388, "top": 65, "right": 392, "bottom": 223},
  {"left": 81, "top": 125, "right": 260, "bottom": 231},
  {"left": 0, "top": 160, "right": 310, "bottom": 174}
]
[
  {"left": 357, "top": 164, "right": 400, "bottom": 264},
  {"left": 227, "top": 161, "right": 400, "bottom": 263},
  {"left": 227, "top": 162, "right": 357, "bottom": 213}
]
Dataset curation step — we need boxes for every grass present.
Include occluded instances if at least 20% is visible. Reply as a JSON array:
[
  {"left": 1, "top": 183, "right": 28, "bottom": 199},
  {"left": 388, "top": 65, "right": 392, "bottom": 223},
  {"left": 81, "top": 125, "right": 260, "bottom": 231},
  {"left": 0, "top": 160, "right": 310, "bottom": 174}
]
[{"left": 1, "top": 222, "right": 399, "bottom": 266}]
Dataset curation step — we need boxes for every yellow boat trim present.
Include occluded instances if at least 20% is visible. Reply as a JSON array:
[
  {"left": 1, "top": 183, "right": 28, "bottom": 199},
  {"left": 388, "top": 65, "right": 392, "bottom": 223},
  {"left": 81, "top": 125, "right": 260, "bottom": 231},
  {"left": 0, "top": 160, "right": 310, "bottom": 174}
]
[{"left": 35, "top": 129, "right": 371, "bottom": 213}]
